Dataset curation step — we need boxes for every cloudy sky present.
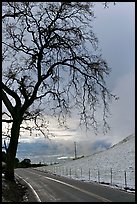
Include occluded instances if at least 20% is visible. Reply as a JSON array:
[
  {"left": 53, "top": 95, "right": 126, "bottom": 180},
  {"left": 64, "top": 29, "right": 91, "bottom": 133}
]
[
  {"left": 91, "top": 2, "right": 135, "bottom": 141},
  {"left": 5, "top": 2, "right": 135, "bottom": 160}
]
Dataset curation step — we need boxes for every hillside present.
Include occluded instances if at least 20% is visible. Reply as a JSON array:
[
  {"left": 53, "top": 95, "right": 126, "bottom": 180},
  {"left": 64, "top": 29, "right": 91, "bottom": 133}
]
[{"left": 35, "top": 133, "right": 135, "bottom": 191}]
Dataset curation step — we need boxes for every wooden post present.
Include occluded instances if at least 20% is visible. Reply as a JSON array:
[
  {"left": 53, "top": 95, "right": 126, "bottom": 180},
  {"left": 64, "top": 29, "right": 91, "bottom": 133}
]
[
  {"left": 124, "top": 171, "right": 127, "bottom": 188},
  {"left": 81, "top": 168, "right": 82, "bottom": 179},
  {"left": 110, "top": 168, "right": 113, "bottom": 185},
  {"left": 70, "top": 168, "right": 71, "bottom": 178},
  {"left": 75, "top": 168, "right": 77, "bottom": 178},
  {"left": 66, "top": 167, "right": 68, "bottom": 176},
  {"left": 98, "top": 170, "right": 100, "bottom": 183},
  {"left": 62, "top": 166, "right": 64, "bottom": 175},
  {"left": 89, "top": 168, "right": 90, "bottom": 181}
]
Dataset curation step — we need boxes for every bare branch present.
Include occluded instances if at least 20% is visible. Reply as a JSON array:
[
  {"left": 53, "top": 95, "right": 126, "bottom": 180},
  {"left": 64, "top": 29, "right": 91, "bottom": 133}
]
[
  {"left": 2, "top": 119, "right": 13, "bottom": 123},
  {"left": 2, "top": 82, "right": 21, "bottom": 107},
  {"left": 2, "top": 2, "right": 117, "bottom": 139},
  {"left": 2, "top": 90, "right": 15, "bottom": 117}
]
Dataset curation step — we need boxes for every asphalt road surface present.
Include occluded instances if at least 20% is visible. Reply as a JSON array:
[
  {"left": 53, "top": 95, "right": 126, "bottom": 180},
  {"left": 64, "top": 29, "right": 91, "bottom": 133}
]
[{"left": 15, "top": 168, "right": 135, "bottom": 202}]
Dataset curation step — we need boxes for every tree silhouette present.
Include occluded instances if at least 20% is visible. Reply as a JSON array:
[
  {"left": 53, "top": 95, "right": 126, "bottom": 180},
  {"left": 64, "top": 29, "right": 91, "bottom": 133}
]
[{"left": 2, "top": 2, "right": 117, "bottom": 180}]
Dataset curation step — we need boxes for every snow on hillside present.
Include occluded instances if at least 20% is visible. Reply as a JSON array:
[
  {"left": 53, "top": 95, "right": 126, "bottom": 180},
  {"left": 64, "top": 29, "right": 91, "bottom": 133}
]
[{"left": 35, "top": 133, "right": 135, "bottom": 191}]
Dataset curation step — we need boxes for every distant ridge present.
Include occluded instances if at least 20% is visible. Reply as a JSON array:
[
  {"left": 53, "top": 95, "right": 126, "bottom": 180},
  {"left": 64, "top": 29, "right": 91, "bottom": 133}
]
[{"left": 111, "top": 133, "right": 135, "bottom": 148}]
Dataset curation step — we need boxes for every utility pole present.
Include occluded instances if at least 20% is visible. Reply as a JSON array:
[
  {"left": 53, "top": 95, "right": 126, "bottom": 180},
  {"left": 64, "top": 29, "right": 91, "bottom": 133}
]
[{"left": 74, "top": 141, "right": 77, "bottom": 159}]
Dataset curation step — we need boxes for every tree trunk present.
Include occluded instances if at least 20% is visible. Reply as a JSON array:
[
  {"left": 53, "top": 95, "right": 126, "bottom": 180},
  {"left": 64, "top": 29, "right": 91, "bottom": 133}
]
[{"left": 5, "top": 119, "right": 21, "bottom": 181}]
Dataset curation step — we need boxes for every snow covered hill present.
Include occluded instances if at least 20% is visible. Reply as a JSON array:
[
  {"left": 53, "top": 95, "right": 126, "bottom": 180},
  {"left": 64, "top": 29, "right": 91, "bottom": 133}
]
[{"left": 35, "top": 133, "right": 135, "bottom": 191}]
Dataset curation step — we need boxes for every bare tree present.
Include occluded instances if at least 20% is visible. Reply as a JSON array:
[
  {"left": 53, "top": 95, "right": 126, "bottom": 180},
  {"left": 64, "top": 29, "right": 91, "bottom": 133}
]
[{"left": 2, "top": 2, "right": 117, "bottom": 180}]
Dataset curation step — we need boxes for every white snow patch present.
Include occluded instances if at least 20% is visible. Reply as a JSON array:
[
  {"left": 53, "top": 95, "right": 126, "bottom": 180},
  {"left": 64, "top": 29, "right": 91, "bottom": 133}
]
[{"left": 34, "top": 133, "right": 135, "bottom": 192}]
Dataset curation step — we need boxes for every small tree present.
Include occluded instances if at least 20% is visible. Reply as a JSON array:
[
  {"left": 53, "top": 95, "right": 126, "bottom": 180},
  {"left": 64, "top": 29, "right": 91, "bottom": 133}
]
[
  {"left": 2, "top": 2, "right": 117, "bottom": 180},
  {"left": 20, "top": 158, "right": 31, "bottom": 168}
]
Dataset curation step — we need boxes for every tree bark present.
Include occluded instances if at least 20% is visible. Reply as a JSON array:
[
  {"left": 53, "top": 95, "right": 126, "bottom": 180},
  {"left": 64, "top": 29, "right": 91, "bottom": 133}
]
[{"left": 5, "top": 118, "right": 21, "bottom": 181}]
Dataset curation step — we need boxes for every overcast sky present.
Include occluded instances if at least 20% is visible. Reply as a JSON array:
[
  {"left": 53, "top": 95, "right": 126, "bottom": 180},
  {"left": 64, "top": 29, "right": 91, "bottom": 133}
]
[
  {"left": 91, "top": 2, "right": 135, "bottom": 141},
  {"left": 8, "top": 2, "right": 135, "bottom": 158}
]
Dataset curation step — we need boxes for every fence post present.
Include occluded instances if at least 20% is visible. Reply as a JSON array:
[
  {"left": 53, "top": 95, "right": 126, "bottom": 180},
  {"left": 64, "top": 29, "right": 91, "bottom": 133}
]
[
  {"left": 62, "top": 166, "right": 64, "bottom": 176},
  {"left": 70, "top": 168, "right": 71, "bottom": 178},
  {"left": 81, "top": 168, "right": 82, "bottom": 180},
  {"left": 89, "top": 168, "right": 90, "bottom": 181},
  {"left": 66, "top": 167, "right": 68, "bottom": 176},
  {"left": 75, "top": 168, "right": 77, "bottom": 178},
  {"left": 98, "top": 170, "right": 100, "bottom": 183},
  {"left": 110, "top": 168, "right": 113, "bottom": 185},
  {"left": 124, "top": 171, "right": 127, "bottom": 188},
  {"left": 59, "top": 167, "right": 61, "bottom": 176}
]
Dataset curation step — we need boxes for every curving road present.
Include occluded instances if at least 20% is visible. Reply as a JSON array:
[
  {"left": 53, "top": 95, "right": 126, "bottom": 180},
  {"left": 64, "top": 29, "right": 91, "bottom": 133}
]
[{"left": 15, "top": 168, "right": 135, "bottom": 202}]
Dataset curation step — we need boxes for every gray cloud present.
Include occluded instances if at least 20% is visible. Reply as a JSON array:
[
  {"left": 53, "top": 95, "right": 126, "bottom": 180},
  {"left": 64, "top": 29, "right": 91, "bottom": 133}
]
[
  {"left": 17, "top": 136, "right": 112, "bottom": 163},
  {"left": 93, "top": 2, "right": 135, "bottom": 89}
]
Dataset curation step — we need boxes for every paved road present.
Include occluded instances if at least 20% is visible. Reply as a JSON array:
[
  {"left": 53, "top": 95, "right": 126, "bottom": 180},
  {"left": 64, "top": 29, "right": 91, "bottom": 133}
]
[{"left": 15, "top": 168, "right": 135, "bottom": 202}]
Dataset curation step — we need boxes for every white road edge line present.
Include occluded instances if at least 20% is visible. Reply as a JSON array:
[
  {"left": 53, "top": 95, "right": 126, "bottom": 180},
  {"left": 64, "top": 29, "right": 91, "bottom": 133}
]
[
  {"left": 15, "top": 173, "right": 41, "bottom": 202},
  {"left": 24, "top": 170, "right": 111, "bottom": 202}
]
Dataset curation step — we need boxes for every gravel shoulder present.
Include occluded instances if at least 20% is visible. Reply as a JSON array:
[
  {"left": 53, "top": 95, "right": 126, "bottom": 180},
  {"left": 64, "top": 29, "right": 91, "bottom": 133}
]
[
  {"left": 2, "top": 174, "right": 28, "bottom": 202},
  {"left": 2, "top": 173, "right": 37, "bottom": 202}
]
